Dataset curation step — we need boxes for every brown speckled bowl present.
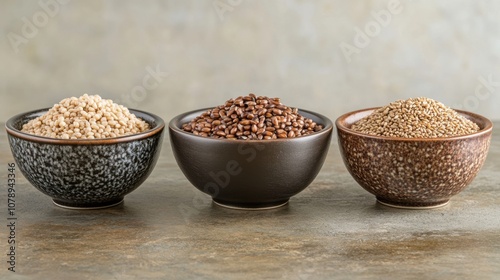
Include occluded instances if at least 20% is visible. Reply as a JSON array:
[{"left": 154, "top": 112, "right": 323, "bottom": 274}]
[{"left": 336, "top": 108, "right": 493, "bottom": 209}]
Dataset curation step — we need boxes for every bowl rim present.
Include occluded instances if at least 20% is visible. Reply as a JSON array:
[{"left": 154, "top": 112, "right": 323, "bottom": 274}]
[
  {"left": 169, "top": 107, "right": 333, "bottom": 143},
  {"left": 5, "top": 107, "right": 165, "bottom": 145},
  {"left": 335, "top": 107, "right": 493, "bottom": 141}
]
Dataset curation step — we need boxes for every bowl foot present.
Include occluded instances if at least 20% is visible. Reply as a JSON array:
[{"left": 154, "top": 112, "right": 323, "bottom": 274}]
[
  {"left": 376, "top": 197, "right": 450, "bottom": 209},
  {"left": 52, "top": 198, "right": 124, "bottom": 210},
  {"left": 212, "top": 199, "right": 289, "bottom": 210}
]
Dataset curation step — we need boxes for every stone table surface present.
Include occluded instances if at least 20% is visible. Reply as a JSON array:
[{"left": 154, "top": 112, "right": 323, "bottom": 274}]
[{"left": 0, "top": 122, "right": 499, "bottom": 280}]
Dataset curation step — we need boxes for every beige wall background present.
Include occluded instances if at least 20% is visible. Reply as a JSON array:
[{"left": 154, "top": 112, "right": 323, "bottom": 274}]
[{"left": 1, "top": 0, "right": 499, "bottom": 124}]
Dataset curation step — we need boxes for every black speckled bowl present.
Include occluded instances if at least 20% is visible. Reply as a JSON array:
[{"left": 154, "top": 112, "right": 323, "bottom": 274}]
[
  {"left": 169, "top": 108, "right": 333, "bottom": 210},
  {"left": 336, "top": 108, "right": 493, "bottom": 209},
  {"left": 6, "top": 108, "right": 165, "bottom": 209}
]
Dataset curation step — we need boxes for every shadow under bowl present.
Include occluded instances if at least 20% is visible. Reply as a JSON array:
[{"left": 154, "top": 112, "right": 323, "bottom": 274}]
[
  {"left": 169, "top": 108, "right": 333, "bottom": 210},
  {"left": 5, "top": 108, "right": 165, "bottom": 209},
  {"left": 336, "top": 108, "right": 493, "bottom": 209}
]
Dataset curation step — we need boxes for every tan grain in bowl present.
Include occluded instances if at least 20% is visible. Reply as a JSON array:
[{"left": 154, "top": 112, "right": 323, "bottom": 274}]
[
  {"left": 350, "top": 97, "right": 479, "bottom": 138},
  {"left": 21, "top": 94, "right": 150, "bottom": 139},
  {"left": 336, "top": 98, "right": 492, "bottom": 209}
]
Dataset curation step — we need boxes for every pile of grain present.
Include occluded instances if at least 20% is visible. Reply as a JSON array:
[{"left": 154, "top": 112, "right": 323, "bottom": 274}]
[
  {"left": 22, "top": 94, "right": 150, "bottom": 139},
  {"left": 182, "top": 94, "right": 323, "bottom": 140},
  {"left": 351, "top": 97, "right": 480, "bottom": 138}
]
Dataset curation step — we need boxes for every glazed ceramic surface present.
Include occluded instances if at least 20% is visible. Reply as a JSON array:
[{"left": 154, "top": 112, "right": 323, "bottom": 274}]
[
  {"left": 169, "top": 108, "right": 333, "bottom": 209},
  {"left": 336, "top": 108, "right": 492, "bottom": 208},
  {"left": 6, "top": 108, "right": 165, "bottom": 209}
]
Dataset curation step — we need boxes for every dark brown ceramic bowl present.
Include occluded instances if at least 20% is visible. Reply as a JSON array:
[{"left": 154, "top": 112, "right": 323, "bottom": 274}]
[
  {"left": 169, "top": 108, "right": 333, "bottom": 210},
  {"left": 6, "top": 108, "right": 165, "bottom": 209},
  {"left": 336, "top": 108, "right": 493, "bottom": 209}
]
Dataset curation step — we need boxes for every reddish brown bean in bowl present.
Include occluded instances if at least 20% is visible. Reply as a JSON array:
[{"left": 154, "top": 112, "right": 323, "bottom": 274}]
[
  {"left": 336, "top": 105, "right": 493, "bottom": 209},
  {"left": 169, "top": 94, "right": 333, "bottom": 210}
]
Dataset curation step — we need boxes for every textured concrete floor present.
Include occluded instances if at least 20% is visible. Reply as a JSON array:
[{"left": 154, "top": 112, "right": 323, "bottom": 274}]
[{"left": 0, "top": 123, "right": 499, "bottom": 280}]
